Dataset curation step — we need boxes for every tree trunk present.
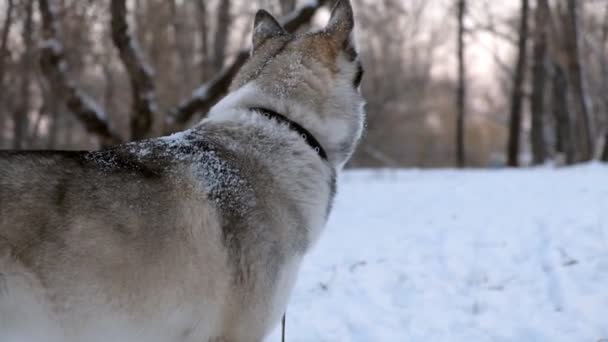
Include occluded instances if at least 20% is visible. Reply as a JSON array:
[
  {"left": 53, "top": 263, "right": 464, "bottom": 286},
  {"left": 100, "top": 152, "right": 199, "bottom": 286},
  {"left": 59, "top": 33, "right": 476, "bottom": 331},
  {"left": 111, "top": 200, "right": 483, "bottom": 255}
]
[
  {"left": 279, "top": 0, "right": 297, "bottom": 15},
  {"left": 552, "top": 63, "right": 575, "bottom": 165},
  {"left": 39, "top": 0, "right": 122, "bottom": 146},
  {"left": 169, "top": 0, "right": 192, "bottom": 94},
  {"left": 14, "top": 0, "right": 35, "bottom": 149},
  {"left": 0, "top": 0, "right": 15, "bottom": 147},
  {"left": 601, "top": 4, "right": 608, "bottom": 162},
  {"left": 602, "top": 132, "right": 608, "bottom": 161},
  {"left": 111, "top": 0, "right": 159, "bottom": 141},
  {"left": 529, "top": 0, "right": 549, "bottom": 165},
  {"left": 602, "top": 3, "right": 608, "bottom": 92},
  {"left": 0, "top": 0, "right": 14, "bottom": 88},
  {"left": 507, "top": 0, "right": 529, "bottom": 167},
  {"left": 564, "top": 0, "right": 594, "bottom": 161},
  {"left": 456, "top": 0, "right": 466, "bottom": 168},
  {"left": 212, "top": 0, "right": 231, "bottom": 71},
  {"left": 196, "top": 0, "right": 210, "bottom": 81},
  {"left": 46, "top": 94, "right": 60, "bottom": 149}
]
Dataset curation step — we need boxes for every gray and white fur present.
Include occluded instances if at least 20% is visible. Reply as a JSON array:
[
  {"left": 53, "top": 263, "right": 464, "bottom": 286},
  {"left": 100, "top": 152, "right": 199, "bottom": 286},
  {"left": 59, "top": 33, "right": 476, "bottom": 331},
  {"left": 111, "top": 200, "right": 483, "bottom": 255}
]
[{"left": 0, "top": 0, "right": 365, "bottom": 341}]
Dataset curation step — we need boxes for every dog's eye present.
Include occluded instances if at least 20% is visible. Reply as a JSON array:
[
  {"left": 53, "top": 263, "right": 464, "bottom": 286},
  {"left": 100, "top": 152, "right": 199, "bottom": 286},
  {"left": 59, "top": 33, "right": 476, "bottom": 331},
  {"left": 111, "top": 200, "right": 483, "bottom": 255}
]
[{"left": 353, "top": 64, "right": 364, "bottom": 88}]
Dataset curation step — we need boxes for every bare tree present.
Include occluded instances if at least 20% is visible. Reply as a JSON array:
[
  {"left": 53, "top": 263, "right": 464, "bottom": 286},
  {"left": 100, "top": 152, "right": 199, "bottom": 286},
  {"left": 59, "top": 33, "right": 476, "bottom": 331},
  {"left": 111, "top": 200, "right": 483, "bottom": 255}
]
[
  {"left": 2, "top": 0, "right": 529, "bottom": 166},
  {"left": 603, "top": 132, "right": 608, "bottom": 161},
  {"left": 169, "top": 0, "right": 194, "bottom": 96},
  {"left": 529, "top": 0, "right": 549, "bottom": 164},
  {"left": 167, "top": 52, "right": 249, "bottom": 131},
  {"left": 551, "top": 63, "right": 575, "bottom": 164},
  {"left": 38, "top": 0, "right": 122, "bottom": 146},
  {"left": 44, "top": 82, "right": 61, "bottom": 149},
  {"left": 196, "top": 0, "right": 210, "bottom": 82},
  {"left": 0, "top": 0, "right": 15, "bottom": 145},
  {"left": 563, "top": 0, "right": 594, "bottom": 161},
  {"left": 456, "top": 0, "right": 466, "bottom": 168},
  {"left": 0, "top": 0, "right": 14, "bottom": 90},
  {"left": 14, "top": 0, "right": 35, "bottom": 149},
  {"left": 279, "top": 0, "right": 297, "bottom": 14},
  {"left": 213, "top": 0, "right": 232, "bottom": 71},
  {"left": 34, "top": 0, "right": 326, "bottom": 144},
  {"left": 166, "top": 0, "right": 328, "bottom": 133},
  {"left": 111, "top": 0, "right": 159, "bottom": 140},
  {"left": 600, "top": 3, "right": 608, "bottom": 162},
  {"left": 507, "top": 0, "right": 529, "bottom": 167}
]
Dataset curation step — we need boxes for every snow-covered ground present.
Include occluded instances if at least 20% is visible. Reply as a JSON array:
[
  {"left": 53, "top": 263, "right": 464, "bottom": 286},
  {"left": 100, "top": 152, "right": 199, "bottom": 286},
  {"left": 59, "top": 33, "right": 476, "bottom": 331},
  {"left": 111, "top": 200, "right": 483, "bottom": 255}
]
[{"left": 268, "top": 163, "right": 608, "bottom": 341}]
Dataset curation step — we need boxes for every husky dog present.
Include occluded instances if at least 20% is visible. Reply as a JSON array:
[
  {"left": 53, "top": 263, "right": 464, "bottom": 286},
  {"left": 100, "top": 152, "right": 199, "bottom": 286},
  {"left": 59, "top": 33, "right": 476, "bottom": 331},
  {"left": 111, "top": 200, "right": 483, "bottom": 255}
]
[{"left": 0, "top": 0, "right": 364, "bottom": 341}]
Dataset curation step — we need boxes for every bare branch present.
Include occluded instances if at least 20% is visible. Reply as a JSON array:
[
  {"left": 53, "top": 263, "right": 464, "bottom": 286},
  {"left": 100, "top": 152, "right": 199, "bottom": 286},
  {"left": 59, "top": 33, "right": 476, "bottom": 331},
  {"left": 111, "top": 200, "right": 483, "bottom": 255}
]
[
  {"left": 467, "top": 1, "right": 517, "bottom": 46},
  {"left": 468, "top": 23, "right": 517, "bottom": 46},
  {"left": 38, "top": 0, "right": 122, "bottom": 146},
  {"left": 167, "top": 51, "right": 249, "bottom": 132},
  {"left": 165, "top": 0, "right": 328, "bottom": 133},
  {"left": 278, "top": 0, "right": 327, "bottom": 32},
  {"left": 111, "top": 0, "right": 159, "bottom": 141}
]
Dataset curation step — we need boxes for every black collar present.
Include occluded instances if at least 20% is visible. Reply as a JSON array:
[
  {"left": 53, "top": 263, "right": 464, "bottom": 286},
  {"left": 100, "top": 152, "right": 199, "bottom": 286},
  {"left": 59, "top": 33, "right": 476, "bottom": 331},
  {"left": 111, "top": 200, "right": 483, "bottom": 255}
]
[{"left": 250, "top": 107, "right": 328, "bottom": 161}]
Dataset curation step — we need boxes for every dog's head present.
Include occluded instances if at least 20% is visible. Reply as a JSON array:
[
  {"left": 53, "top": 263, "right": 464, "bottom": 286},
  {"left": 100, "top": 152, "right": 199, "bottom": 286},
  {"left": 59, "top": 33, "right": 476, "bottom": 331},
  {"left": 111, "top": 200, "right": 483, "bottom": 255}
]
[{"left": 229, "top": 0, "right": 365, "bottom": 168}]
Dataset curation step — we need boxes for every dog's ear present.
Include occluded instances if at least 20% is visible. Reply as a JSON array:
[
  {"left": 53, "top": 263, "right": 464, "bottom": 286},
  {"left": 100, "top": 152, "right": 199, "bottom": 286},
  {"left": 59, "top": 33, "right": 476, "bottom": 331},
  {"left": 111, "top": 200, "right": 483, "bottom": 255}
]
[
  {"left": 326, "top": 0, "right": 357, "bottom": 60},
  {"left": 252, "top": 10, "right": 286, "bottom": 52}
]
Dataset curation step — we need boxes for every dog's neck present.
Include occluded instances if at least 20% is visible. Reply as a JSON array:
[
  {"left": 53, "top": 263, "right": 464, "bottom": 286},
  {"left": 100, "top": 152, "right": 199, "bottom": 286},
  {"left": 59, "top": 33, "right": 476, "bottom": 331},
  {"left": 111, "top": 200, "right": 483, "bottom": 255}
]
[
  {"left": 248, "top": 107, "right": 328, "bottom": 161},
  {"left": 205, "top": 83, "right": 336, "bottom": 165}
]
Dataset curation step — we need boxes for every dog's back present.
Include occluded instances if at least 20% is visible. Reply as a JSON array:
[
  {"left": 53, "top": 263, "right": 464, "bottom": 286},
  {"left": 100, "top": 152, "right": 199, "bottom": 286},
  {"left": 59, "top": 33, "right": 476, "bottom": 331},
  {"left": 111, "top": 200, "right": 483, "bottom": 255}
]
[
  {"left": 0, "top": 148, "right": 232, "bottom": 341},
  {"left": 0, "top": 125, "right": 330, "bottom": 341},
  {"left": 0, "top": 149, "right": 193, "bottom": 263}
]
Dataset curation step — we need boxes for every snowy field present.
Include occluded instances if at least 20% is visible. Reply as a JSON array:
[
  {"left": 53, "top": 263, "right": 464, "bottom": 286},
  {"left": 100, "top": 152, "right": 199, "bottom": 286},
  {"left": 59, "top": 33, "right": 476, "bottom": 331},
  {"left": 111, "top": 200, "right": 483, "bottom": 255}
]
[{"left": 268, "top": 163, "right": 608, "bottom": 342}]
